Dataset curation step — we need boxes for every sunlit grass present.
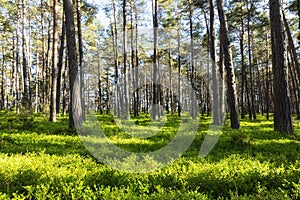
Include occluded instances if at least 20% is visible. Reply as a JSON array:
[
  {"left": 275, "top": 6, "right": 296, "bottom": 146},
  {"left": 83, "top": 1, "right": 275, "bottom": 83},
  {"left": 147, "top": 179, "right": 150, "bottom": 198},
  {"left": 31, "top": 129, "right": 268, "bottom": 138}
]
[{"left": 0, "top": 111, "right": 300, "bottom": 199}]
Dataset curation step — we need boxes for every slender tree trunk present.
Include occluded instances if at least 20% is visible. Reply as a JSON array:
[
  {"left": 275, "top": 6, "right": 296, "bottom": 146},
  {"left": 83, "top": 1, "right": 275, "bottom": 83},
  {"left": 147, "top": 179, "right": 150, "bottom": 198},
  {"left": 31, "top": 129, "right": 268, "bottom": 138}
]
[
  {"left": 283, "top": 11, "right": 300, "bottom": 91},
  {"left": 269, "top": 0, "right": 293, "bottom": 133},
  {"left": 122, "top": 0, "right": 129, "bottom": 119},
  {"left": 41, "top": 0, "right": 46, "bottom": 109},
  {"left": 1, "top": 42, "right": 5, "bottom": 110},
  {"left": 188, "top": 0, "right": 197, "bottom": 119},
  {"left": 209, "top": 0, "right": 219, "bottom": 124},
  {"left": 218, "top": 36, "right": 225, "bottom": 124},
  {"left": 135, "top": 7, "right": 140, "bottom": 116},
  {"left": 63, "top": 0, "right": 82, "bottom": 129},
  {"left": 97, "top": 50, "right": 102, "bottom": 114},
  {"left": 11, "top": 34, "right": 16, "bottom": 111},
  {"left": 265, "top": 31, "right": 271, "bottom": 120},
  {"left": 112, "top": 0, "right": 120, "bottom": 118},
  {"left": 21, "top": 0, "right": 29, "bottom": 108},
  {"left": 35, "top": 33, "right": 40, "bottom": 113},
  {"left": 177, "top": 21, "right": 182, "bottom": 117},
  {"left": 45, "top": 21, "right": 52, "bottom": 107},
  {"left": 62, "top": 57, "right": 68, "bottom": 116},
  {"left": 288, "top": 53, "right": 300, "bottom": 119},
  {"left": 130, "top": 1, "right": 138, "bottom": 117},
  {"left": 240, "top": 9, "right": 246, "bottom": 119},
  {"left": 56, "top": 13, "right": 66, "bottom": 114},
  {"left": 247, "top": 0, "right": 256, "bottom": 120},
  {"left": 50, "top": 0, "right": 59, "bottom": 122},
  {"left": 152, "top": 0, "right": 160, "bottom": 120},
  {"left": 76, "top": 0, "right": 85, "bottom": 119},
  {"left": 15, "top": 10, "right": 21, "bottom": 114},
  {"left": 217, "top": 0, "right": 240, "bottom": 129}
]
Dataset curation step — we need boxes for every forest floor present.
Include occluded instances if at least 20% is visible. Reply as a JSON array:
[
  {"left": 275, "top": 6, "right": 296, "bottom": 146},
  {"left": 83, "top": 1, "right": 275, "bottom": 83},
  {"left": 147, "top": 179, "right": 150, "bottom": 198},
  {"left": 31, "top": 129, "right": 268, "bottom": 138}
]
[{"left": 0, "top": 111, "right": 300, "bottom": 199}]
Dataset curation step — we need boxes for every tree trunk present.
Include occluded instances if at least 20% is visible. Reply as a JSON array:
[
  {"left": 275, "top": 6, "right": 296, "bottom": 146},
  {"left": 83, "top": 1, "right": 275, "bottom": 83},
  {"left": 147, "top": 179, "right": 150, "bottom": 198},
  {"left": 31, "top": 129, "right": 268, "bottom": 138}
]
[
  {"left": 21, "top": 0, "right": 29, "bottom": 108},
  {"left": 209, "top": 0, "right": 219, "bottom": 124},
  {"left": 56, "top": 13, "right": 66, "bottom": 114},
  {"left": 177, "top": 21, "right": 182, "bottom": 117},
  {"left": 130, "top": 0, "right": 138, "bottom": 117},
  {"left": 265, "top": 32, "right": 270, "bottom": 120},
  {"left": 122, "top": 0, "right": 129, "bottom": 119},
  {"left": 97, "top": 49, "right": 102, "bottom": 114},
  {"left": 50, "top": 0, "right": 59, "bottom": 122},
  {"left": 135, "top": 8, "right": 140, "bottom": 116},
  {"left": 189, "top": 0, "right": 197, "bottom": 119},
  {"left": 269, "top": 0, "right": 293, "bottom": 133},
  {"left": 217, "top": 0, "right": 240, "bottom": 129},
  {"left": 152, "top": 0, "right": 160, "bottom": 120},
  {"left": 76, "top": 0, "right": 85, "bottom": 119},
  {"left": 35, "top": 32, "right": 40, "bottom": 112},
  {"left": 240, "top": 8, "right": 246, "bottom": 119},
  {"left": 112, "top": 0, "right": 120, "bottom": 118},
  {"left": 247, "top": 0, "right": 256, "bottom": 120},
  {"left": 218, "top": 35, "right": 225, "bottom": 124},
  {"left": 288, "top": 53, "right": 300, "bottom": 119},
  {"left": 41, "top": 0, "right": 46, "bottom": 109},
  {"left": 63, "top": 0, "right": 82, "bottom": 129}
]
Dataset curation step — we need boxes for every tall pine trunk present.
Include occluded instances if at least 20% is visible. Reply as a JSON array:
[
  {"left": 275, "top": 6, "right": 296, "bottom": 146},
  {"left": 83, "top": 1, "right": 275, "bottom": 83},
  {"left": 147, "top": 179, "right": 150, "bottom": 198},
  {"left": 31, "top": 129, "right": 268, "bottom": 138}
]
[
  {"left": 152, "top": 0, "right": 160, "bottom": 120},
  {"left": 269, "top": 0, "right": 293, "bottom": 133},
  {"left": 122, "top": 0, "right": 129, "bottom": 119},
  {"left": 76, "top": 0, "right": 85, "bottom": 119},
  {"left": 56, "top": 13, "right": 66, "bottom": 114},
  {"left": 50, "top": 0, "right": 59, "bottom": 122},
  {"left": 217, "top": 0, "right": 240, "bottom": 129},
  {"left": 63, "top": 0, "right": 82, "bottom": 129},
  {"left": 210, "top": 0, "right": 220, "bottom": 125}
]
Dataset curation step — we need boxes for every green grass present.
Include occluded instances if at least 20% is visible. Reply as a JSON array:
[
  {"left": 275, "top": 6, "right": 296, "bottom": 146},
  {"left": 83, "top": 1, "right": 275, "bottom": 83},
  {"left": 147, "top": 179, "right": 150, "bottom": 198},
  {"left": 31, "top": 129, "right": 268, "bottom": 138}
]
[{"left": 0, "top": 110, "right": 300, "bottom": 199}]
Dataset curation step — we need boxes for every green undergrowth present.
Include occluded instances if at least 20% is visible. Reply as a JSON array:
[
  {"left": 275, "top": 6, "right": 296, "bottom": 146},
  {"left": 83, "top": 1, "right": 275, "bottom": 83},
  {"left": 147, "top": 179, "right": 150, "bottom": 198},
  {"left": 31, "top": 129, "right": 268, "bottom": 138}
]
[{"left": 0, "top": 110, "right": 300, "bottom": 199}]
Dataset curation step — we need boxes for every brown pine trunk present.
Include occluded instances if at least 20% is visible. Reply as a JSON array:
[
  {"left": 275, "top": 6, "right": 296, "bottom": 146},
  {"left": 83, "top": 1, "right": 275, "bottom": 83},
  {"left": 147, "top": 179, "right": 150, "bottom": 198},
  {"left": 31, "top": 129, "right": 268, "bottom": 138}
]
[
  {"left": 123, "top": 0, "right": 129, "bottom": 119},
  {"left": 21, "top": 0, "right": 29, "bottom": 108},
  {"left": 63, "top": 0, "right": 82, "bottom": 129},
  {"left": 1, "top": 42, "right": 5, "bottom": 110},
  {"left": 56, "top": 13, "right": 66, "bottom": 114},
  {"left": 177, "top": 21, "right": 182, "bottom": 117},
  {"left": 152, "top": 0, "right": 160, "bottom": 120},
  {"left": 210, "top": 0, "right": 219, "bottom": 124},
  {"left": 76, "top": 0, "right": 85, "bottom": 119},
  {"left": 269, "top": 0, "right": 293, "bottom": 133},
  {"left": 97, "top": 50, "right": 102, "bottom": 114},
  {"left": 247, "top": 0, "right": 256, "bottom": 120},
  {"left": 288, "top": 53, "right": 300, "bottom": 119},
  {"left": 112, "top": 0, "right": 120, "bottom": 118},
  {"left": 188, "top": 0, "right": 197, "bottom": 119},
  {"left": 217, "top": 0, "right": 240, "bottom": 129},
  {"left": 240, "top": 9, "right": 246, "bottom": 119},
  {"left": 218, "top": 35, "right": 225, "bottom": 124},
  {"left": 50, "top": 0, "right": 59, "bottom": 122}
]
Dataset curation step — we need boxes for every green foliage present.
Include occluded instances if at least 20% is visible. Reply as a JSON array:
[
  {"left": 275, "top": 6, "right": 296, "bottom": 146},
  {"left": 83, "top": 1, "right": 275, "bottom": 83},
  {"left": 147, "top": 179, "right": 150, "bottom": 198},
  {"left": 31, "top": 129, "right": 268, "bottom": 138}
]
[{"left": 0, "top": 112, "right": 299, "bottom": 199}]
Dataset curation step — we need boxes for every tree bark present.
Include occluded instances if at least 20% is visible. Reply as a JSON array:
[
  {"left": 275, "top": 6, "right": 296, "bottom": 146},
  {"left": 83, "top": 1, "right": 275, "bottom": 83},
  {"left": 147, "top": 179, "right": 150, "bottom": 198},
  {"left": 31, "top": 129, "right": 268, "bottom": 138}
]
[
  {"left": 239, "top": 7, "right": 246, "bottom": 119},
  {"left": 209, "top": 0, "right": 219, "bottom": 124},
  {"left": 63, "top": 0, "right": 82, "bottom": 129},
  {"left": 269, "top": 0, "right": 293, "bottom": 133},
  {"left": 50, "top": 0, "right": 59, "bottom": 122},
  {"left": 177, "top": 20, "right": 182, "bottom": 117},
  {"left": 152, "top": 0, "right": 160, "bottom": 120},
  {"left": 56, "top": 13, "right": 66, "bottom": 114},
  {"left": 21, "top": 0, "right": 29, "bottom": 108},
  {"left": 122, "top": 0, "right": 129, "bottom": 119},
  {"left": 76, "top": 0, "right": 85, "bottom": 119},
  {"left": 112, "top": 0, "right": 120, "bottom": 118},
  {"left": 247, "top": 0, "right": 256, "bottom": 120},
  {"left": 217, "top": 0, "right": 240, "bottom": 129}
]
